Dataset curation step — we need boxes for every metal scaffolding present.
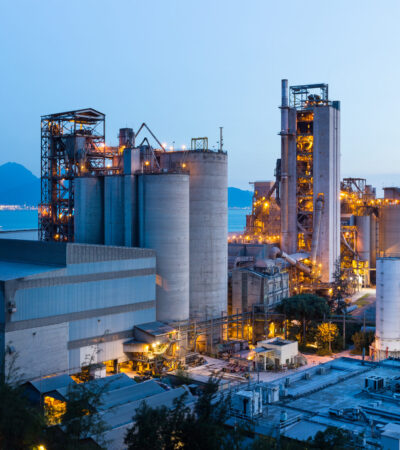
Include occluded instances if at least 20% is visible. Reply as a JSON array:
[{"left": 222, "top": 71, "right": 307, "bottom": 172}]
[{"left": 39, "top": 108, "right": 118, "bottom": 242}]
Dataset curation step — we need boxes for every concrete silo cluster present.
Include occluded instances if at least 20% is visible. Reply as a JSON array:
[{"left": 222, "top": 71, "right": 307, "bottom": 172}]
[{"left": 39, "top": 111, "right": 227, "bottom": 326}]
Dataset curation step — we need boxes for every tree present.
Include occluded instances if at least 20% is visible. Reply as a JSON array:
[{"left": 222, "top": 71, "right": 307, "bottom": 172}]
[
  {"left": 276, "top": 294, "right": 330, "bottom": 344},
  {"left": 331, "top": 259, "right": 354, "bottom": 313},
  {"left": 0, "top": 352, "right": 45, "bottom": 449},
  {"left": 0, "top": 381, "right": 45, "bottom": 449},
  {"left": 125, "top": 377, "right": 248, "bottom": 450},
  {"left": 316, "top": 323, "right": 339, "bottom": 354},
  {"left": 351, "top": 330, "right": 375, "bottom": 355},
  {"left": 309, "top": 426, "right": 355, "bottom": 449},
  {"left": 47, "top": 379, "right": 110, "bottom": 450}
]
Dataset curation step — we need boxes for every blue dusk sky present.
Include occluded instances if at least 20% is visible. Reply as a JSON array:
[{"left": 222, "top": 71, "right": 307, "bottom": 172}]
[{"left": 1, "top": 0, "right": 400, "bottom": 191}]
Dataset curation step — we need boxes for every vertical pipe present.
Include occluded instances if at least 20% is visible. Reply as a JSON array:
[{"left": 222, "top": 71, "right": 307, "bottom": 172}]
[
  {"left": 310, "top": 194, "right": 325, "bottom": 266},
  {"left": 280, "top": 79, "right": 289, "bottom": 252}
]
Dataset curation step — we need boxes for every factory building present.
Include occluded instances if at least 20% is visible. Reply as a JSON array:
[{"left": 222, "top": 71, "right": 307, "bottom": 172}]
[
  {"left": 231, "top": 265, "right": 289, "bottom": 315},
  {"left": 39, "top": 110, "right": 228, "bottom": 324},
  {"left": 0, "top": 239, "right": 156, "bottom": 381}
]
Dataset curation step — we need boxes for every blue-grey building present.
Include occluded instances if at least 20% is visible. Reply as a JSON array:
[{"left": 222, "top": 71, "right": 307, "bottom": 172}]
[{"left": 0, "top": 239, "right": 156, "bottom": 380}]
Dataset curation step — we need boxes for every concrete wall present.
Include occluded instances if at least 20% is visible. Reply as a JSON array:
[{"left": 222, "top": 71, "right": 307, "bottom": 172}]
[
  {"left": 313, "top": 105, "right": 341, "bottom": 282},
  {"left": 1, "top": 242, "right": 156, "bottom": 381},
  {"left": 5, "top": 323, "right": 68, "bottom": 380}
]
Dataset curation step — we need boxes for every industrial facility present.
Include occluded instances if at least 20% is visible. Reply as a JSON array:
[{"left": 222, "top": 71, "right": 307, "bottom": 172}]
[
  {"left": 38, "top": 110, "right": 227, "bottom": 325},
  {"left": 3, "top": 77, "right": 400, "bottom": 389},
  {"left": 229, "top": 81, "right": 400, "bottom": 306}
]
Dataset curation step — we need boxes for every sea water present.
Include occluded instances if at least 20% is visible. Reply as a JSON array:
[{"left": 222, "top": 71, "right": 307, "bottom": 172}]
[{"left": 0, "top": 208, "right": 250, "bottom": 233}]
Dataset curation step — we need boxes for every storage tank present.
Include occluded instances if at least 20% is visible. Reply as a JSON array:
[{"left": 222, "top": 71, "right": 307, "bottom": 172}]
[
  {"left": 160, "top": 150, "right": 228, "bottom": 320},
  {"left": 379, "top": 204, "right": 400, "bottom": 257},
  {"left": 370, "top": 214, "right": 378, "bottom": 269},
  {"left": 374, "top": 257, "right": 400, "bottom": 359},
  {"left": 104, "top": 175, "right": 124, "bottom": 246},
  {"left": 74, "top": 176, "right": 104, "bottom": 244},
  {"left": 138, "top": 173, "right": 190, "bottom": 322},
  {"left": 355, "top": 215, "right": 370, "bottom": 263},
  {"left": 355, "top": 215, "right": 370, "bottom": 285},
  {"left": 119, "top": 127, "right": 135, "bottom": 147}
]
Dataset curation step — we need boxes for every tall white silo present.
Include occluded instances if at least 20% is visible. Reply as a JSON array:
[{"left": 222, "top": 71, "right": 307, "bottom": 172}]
[
  {"left": 160, "top": 150, "right": 228, "bottom": 320},
  {"left": 138, "top": 173, "right": 190, "bottom": 322}
]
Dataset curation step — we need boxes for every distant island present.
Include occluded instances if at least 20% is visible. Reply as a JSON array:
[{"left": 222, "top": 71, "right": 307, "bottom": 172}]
[
  {"left": 0, "top": 162, "right": 40, "bottom": 207},
  {"left": 0, "top": 162, "right": 253, "bottom": 209}
]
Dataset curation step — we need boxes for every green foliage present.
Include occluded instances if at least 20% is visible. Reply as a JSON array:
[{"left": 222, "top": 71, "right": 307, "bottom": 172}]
[
  {"left": 125, "top": 376, "right": 249, "bottom": 450},
  {"left": 316, "top": 347, "right": 332, "bottom": 356},
  {"left": 276, "top": 294, "right": 330, "bottom": 343},
  {"left": 309, "top": 426, "right": 355, "bottom": 449},
  {"left": 48, "top": 381, "right": 110, "bottom": 450},
  {"left": 316, "top": 323, "right": 338, "bottom": 344},
  {"left": 250, "top": 435, "right": 310, "bottom": 449},
  {"left": 0, "top": 381, "right": 45, "bottom": 450},
  {"left": 351, "top": 331, "right": 375, "bottom": 354},
  {"left": 172, "top": 368, "right": 191, "bottom": 386},
  {"left": 0, "top": 352, "right": 46, "bottom": 449}
]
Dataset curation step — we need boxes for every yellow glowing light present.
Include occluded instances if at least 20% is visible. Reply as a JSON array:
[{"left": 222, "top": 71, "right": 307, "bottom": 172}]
[
  {"left": 144, "top": 161, "right": 150, "bottom": 166},
  {"left": 182, "top": 163, "right": 186, "bottom": 168},
  {"left": 169, "top": 146, "right": 173, "bottom": 151},
  {"left": 181, "top": 145, "right": 186, "bottom": 150},
  {"left": 162, "top": 142, "right": 167, "bottom": 149}
]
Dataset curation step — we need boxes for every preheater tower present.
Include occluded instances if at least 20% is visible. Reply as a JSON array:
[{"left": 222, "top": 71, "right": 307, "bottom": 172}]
[{"left": 280, "top": 80, "right": 340, "bottom": 282}]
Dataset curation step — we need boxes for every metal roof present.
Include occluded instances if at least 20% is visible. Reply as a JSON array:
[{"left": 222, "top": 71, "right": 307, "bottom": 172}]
[
  {"left": 41, "top": 108, "right": 105, "bottom": 121},
  {"left": 97, "top": 386, "right": 194, "bottom": 430},
  {"left": 55, "top": 373, "right": 135, "bottom": 399},
  {"left": 98, "top": 379, "right": 164, "bottom": 411},
  {"left": 135, "top": 321, "right": 175, "bottom": 336},
  {"left": 0, "top": 261, "right": 63, "bottom": 281},
  {"left": 27, "top": 374, "right": 76, "bottom": 394}
]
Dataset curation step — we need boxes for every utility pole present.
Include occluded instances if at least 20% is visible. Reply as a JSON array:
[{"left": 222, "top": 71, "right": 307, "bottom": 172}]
[
  {"left": 219, "top": 127, "right": 223, "bottom": 152},
  {"left": 343, "top": 311, "right": 346, "bottom": 350}
]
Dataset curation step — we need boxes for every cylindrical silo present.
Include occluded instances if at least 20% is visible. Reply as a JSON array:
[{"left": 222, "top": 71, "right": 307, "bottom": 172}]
[
  {"left": 355, "top": 215, "right": 370, "bottom": 286},
  {"left": 374, "top": 257, "right": 400, "bottom": 359},
  {"left": 74, "top": 176, "right": 104, "bottom": 244},
  {"left": 379, "top": 204, "right": 400, "bottom": 257},
  {"left": 370, "top": 214, "right": 377, "bottom": 269},
  {"left": 138, "top": 173, "right": 190, "bottom": 322},
  {"left": 119, "top": 128, "right": 135, "bottom": 148},
  {"left": 104, "top": 175, "right": 124, "bottom": 246},
  {"left": 160, "top": 150, "right": 228, "bottom": 320}
]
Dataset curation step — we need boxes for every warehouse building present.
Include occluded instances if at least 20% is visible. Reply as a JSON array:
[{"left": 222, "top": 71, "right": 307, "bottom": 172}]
[{"left": 0, "top": 239, "right": 156, "bottom": 380}]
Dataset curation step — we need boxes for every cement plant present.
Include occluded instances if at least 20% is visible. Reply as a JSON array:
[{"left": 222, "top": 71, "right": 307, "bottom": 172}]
[{"left": 2, "top": 80, "right": 400, "bottom": 449}]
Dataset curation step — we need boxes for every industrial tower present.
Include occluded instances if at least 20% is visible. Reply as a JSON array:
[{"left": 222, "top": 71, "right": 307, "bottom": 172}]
[{"left": 279, "top": 80, "right": 340, "bottom": 283}]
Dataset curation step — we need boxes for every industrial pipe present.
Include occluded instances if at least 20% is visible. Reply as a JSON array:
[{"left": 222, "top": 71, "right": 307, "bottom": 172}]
[
  {"left": 310, "top": 194, "right": 325, "bottom": 266},
  {"left": 280, "top": 79, "right": 289, "bottom": 251},
  {"left": 271, "top": 246, "right": 312, "bottom": 275}
]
